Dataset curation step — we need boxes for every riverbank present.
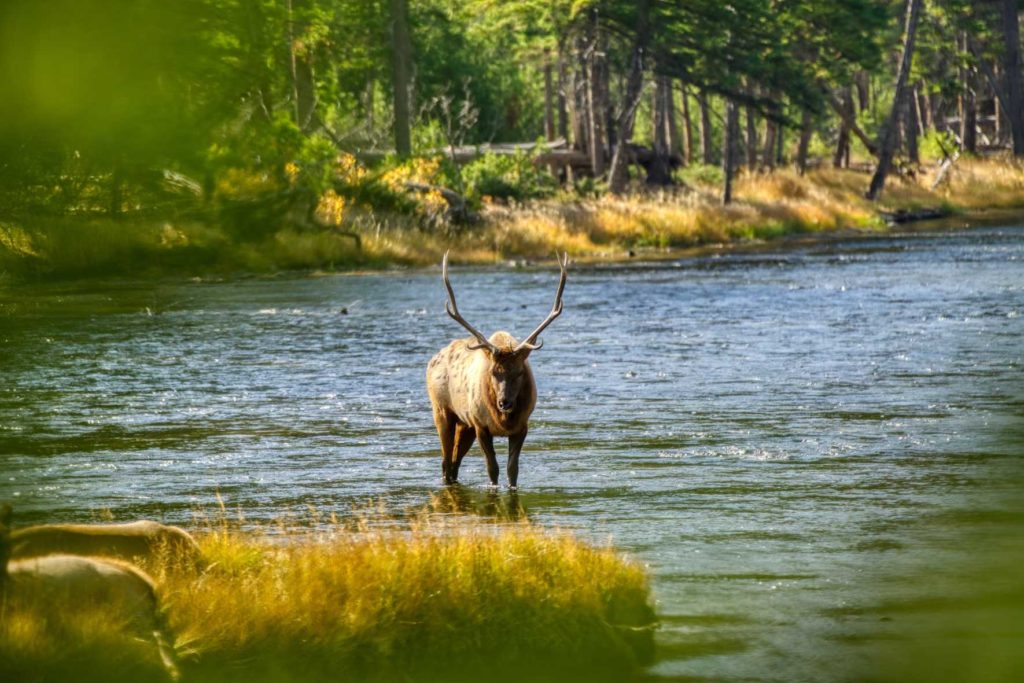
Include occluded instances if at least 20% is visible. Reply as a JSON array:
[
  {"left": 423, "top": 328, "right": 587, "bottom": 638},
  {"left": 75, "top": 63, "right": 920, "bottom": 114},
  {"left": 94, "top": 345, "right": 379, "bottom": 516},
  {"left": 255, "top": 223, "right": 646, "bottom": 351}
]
[
  {"left": 0, "top": 510, "right": 656, "bottom": 683},
  {"left": 2, "top": 158, "right": 1022, "bottom": 283}
]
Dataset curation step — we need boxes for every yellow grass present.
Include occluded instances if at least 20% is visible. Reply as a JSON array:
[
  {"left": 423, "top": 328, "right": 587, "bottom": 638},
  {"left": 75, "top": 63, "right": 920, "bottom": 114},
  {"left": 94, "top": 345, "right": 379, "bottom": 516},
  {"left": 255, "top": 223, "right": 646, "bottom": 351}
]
[
  {"left": 4, "top": 158, "right": 1024, "bottom": 281},
  {"left": 2, "top": 509, "right": 656, "bottom": 683}
]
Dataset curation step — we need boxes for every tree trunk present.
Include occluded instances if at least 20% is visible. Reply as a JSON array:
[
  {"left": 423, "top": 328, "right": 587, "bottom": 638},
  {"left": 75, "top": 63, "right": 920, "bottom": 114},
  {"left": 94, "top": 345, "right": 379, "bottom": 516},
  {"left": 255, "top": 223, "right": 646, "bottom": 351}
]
[
  {"left": 389, "top": 0, "right": 412, "bottom": 157},
  {"left": 571, "top": 34, "right": 589, "bottom": 155},
  {"left": 1001, "top": 0, "right": 1024, "bottom": 155},
  {"left": 776, "top": 123, "right": 785, "bottom": 166},
  {"left": 288, "top": 0, "right": 317, "bottom": 133},
  {"left": 959, "top": 33, "right": 977, "bottom": 154},
  {"left": 867, "top": 0, "right": 923, "bottom": 200},
  {"left": 833, "top": 86, "right": 852, "bottom": 168},
  {"left": 556, "top": 50, "right": 570, "bottom": 141},
  {"left": 543, "top": 60, "right": 555, "bottom": 141},
  {"left": 762, "top": 118, "right": 776, "bottom": 171},
  {"left": 905, "top": 90, "right": 919, "bottom": 164},
  {"left": 680, "top": 83, "right": 695, "bottom": 165},
  {"left": 698, "top": 89, "right": 714, "bottom": 165},
  {"left": 665, "top": 78, "right": 680, "bottom": 156},
  {"left": 722, "top": 100, "right": 739, "bottom": 204},
  {"left": 796, "top": 109, "right": 813, "bottom": 175},
  {"left": 608, "top": 0, "right": 652, "bottom": 194},
  {"left": 855, "top": 71, "right": 871, "bottom": 112},
  {"left": 745, "top": 92, "right": 758, "bottom": 170},
  {"left": 826, "top": 87, "right": 879, "bottom": 157},
  {"left": 587, "top": 26, "right": 606, "bottom": 177},
  {"left": 917, "top": 84, "right": 933, "bottom": 134},
  {"left": 648, "top": 75, "right": 673, "bottom": 184}
]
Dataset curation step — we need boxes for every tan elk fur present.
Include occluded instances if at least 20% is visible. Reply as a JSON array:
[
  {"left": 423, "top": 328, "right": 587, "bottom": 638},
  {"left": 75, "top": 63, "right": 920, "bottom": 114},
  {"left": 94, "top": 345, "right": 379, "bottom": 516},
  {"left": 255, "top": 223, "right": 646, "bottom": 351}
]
[
  {"left": 10, "top": 519, "right": 202, "bottom": 569},
  {"left": 426, "top": 253, "right": 567, "bottom": 488},
  {"left": 0, "top": 506, "right": 181, "bottom": 680}
]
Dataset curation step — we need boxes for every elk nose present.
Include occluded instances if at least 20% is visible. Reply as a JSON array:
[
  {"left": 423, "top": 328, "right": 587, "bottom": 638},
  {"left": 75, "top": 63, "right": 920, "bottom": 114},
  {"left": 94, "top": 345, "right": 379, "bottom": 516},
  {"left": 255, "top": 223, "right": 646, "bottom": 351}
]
[{"left": 498, "top": 399, "right": 514, "bottom": 413}]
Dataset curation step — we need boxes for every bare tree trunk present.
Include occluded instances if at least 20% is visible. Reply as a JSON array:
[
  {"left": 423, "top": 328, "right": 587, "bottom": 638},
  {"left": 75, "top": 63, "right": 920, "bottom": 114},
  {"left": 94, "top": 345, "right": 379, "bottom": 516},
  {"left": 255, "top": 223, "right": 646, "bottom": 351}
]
[
  {"left": 587, "top": 30, "right": 606, "bottom": 177},
  {"left": 722, "top": 99, "right": 739, "bottom": 204},
  {"left": 288, "top": 0, "right": 317, "bottom": 133},
  {"left": 389, "top": 0, "right": 412, "bottom": 156},
  {"left": 826, "top": 87, "right": 879, "bottom": 157},
  {"left": 365, "top": 80, "right": 375, "bottom": 129},
  {"left": 920, "top": 82, "right": 935, "bottom": 132},
  {"left": 833, "top": 86, "right": 852, "bottom": 168},
  {"left": 746, "top": 108, "right": 758, "bottom": 170},
  {"left": 905, "top": 90, "right": 919, "bottom": 164},
  {"left": 571, "top": 34, "right": 589, "bottom": 155},
  {"left": 680, "top": 83, "right": 695, "bottom": 165},
  {"left": 556, "top": 49, "right": 570, "bottom": 141},
  {"left": 776, "top": 123, "right": 785, "bottom": 166},
  {"left": 1001, "top": 0, "right": 1024, "bottom": 155},
  {"left": 665, "top": 78, "right": 680, "bottom": 156},
  {"left": 762, "top": 117, "right": 777, "bottom": 171},
  {"left": 959, "top": 34, "right": 977, "bottom": 154},
  {"left": 698, "top": 89, "right": 714, "bottom": 164},
  {"left": 544, "top": 59, "right": 555, "bottom": 141},
  {"left": 855, "top": 71, "right": 871, "bottom": 112},
  {"left": 608, "top": 0, "right": 652, "bottom": 194},
  {"left": 867, "top": 0, "right": 923, "bottom": 200},
  {"left": 914, "top": 83, "right": 929, "bottom": 134},
  {"left": 796, "top": 109, "right": 813, "bottom": 175},
  {"left": 995, "top": 63, "right": 1007, "bottom": 145},
  {"left": 648, "top": 75, "right": 673, "bottom": 184}
]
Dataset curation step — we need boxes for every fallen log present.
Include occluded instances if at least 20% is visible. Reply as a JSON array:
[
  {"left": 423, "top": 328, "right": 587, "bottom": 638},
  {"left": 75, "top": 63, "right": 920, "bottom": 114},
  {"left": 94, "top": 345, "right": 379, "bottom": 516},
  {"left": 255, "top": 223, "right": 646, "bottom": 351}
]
[{"left": 879, "top": 206, "right": 951, "bottom": 224}]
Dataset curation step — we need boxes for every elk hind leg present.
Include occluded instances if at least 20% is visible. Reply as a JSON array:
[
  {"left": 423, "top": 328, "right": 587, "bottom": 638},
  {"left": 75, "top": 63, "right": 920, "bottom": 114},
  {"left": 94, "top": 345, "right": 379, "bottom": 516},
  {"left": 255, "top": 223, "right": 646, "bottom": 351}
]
[{"left": 451, "top": 423, "right": 476, "bottom": 483}]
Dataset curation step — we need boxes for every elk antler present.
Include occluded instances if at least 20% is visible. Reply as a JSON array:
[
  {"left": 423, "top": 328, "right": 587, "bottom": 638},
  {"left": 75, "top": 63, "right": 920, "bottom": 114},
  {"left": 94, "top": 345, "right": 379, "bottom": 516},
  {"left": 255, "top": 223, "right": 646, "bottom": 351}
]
[
  {"left": 514, "top": 252, "right": 568, "bottom": 352},
  {"left": 442, "top": 251, "right": 499, "bottom": 353}
]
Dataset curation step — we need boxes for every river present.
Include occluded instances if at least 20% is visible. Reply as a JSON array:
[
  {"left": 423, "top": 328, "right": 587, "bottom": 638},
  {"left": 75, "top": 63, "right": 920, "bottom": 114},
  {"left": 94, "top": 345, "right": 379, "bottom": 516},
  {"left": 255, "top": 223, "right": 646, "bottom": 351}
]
[{"left": 2, "top": 223, "right": 1023, "bottom": 681}]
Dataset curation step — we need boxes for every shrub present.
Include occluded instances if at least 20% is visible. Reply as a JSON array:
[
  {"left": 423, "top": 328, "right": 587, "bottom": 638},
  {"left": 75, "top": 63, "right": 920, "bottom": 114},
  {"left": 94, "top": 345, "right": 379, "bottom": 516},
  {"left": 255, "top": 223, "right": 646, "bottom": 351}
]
[{"left": 462, "top": 151, "right": 557, "bottom": 204}]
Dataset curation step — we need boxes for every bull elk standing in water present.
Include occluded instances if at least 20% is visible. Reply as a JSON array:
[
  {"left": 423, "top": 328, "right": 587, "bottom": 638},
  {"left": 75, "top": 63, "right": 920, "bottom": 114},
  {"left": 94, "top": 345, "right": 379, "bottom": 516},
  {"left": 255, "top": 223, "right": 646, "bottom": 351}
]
[{"left": 426, "top": 252, "right": 568, "bottom": 488}]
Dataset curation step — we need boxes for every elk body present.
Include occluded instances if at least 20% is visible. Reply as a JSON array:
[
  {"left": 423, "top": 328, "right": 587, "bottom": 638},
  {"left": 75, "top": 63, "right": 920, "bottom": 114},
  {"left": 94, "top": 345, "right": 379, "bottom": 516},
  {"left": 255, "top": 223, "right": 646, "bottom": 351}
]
[
  {"left": 9, "top": 519, "right": 202, "bottom": 569},
  {"left": 0, "top": 506, "right": 181, "bottom": 680},
  {"left": 426, "top": 252, "right": 567, "bottom": 488}
]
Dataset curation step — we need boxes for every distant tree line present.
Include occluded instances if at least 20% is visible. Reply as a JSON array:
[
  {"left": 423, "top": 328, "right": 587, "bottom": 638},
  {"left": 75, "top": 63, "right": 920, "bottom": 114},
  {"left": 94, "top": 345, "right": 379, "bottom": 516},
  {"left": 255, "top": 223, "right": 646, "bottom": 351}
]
[{"left": 0, "top": 0, "right": 1022, "bottom": 223}]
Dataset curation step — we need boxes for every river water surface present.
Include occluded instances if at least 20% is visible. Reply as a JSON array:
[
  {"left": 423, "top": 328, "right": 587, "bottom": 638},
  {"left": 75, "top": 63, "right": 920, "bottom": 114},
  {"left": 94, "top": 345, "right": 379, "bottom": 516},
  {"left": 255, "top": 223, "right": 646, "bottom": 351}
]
[{"left": 2, "top": 224, "right": 1023, "bottom": 681}]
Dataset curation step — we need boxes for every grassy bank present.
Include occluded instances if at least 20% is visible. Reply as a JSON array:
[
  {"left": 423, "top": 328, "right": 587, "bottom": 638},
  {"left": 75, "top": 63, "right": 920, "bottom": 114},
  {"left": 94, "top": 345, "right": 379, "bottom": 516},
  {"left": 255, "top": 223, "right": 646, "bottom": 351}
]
[
  {"left": 2, "top": 157, "right": 1023, "bottom": 281},
  {"left": 1, "top": 512, "right": 656, "bottom": 683}
]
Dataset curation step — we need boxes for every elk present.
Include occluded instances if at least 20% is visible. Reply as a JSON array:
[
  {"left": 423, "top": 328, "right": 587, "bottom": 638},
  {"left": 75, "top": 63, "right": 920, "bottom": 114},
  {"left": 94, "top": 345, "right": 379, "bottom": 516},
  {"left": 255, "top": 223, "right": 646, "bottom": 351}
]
[
  {"left": 0, "top": 506, "right": 181, "bottom": 680},
  {"left": 426, "top": 252, "right": 568, "bottom": 488},
  {"left": 9, "top": 519, "right": 202, "bottom": 570}
]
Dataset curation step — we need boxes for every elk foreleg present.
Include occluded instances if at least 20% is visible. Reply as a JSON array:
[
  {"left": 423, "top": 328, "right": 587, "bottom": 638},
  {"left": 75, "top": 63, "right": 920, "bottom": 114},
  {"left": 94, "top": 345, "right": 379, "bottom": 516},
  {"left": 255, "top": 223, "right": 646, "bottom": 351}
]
[
  {"left": 433, "top": 408, "right": 457, "bottom": 484},
  {"left": 507, "top": 429, "right": 527, "bottom": 489},
  {"left": 478, "top": 430, "right": 500, "bottom": 486},
  {"left": 451, "top": 423, "right": 476, "bottom": 483}
]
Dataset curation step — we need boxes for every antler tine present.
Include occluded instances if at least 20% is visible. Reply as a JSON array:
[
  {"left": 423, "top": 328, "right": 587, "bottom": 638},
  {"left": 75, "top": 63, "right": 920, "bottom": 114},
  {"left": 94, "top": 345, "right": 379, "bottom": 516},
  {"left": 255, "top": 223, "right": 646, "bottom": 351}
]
[
  {"left": 514, "top": 252, "right": 568, "bottom": 352},
  {"left": 442, "top": 251, "right": 498, "bottom": 353}
]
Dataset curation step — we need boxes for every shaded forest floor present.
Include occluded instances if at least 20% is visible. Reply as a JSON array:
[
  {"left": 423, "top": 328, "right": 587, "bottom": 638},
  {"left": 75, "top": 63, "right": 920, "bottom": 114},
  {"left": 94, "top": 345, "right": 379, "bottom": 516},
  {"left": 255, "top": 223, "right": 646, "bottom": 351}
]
[{"left": 2, "top": 157, "right": 1023, "bottom": 283}]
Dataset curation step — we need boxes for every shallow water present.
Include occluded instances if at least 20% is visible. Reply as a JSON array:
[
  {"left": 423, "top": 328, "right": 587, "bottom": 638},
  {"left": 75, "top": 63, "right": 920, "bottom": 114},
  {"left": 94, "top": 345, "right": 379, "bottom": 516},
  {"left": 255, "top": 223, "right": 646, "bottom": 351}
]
[{"left": 2, "top": 225, "right": 1023, "bottom": 681}]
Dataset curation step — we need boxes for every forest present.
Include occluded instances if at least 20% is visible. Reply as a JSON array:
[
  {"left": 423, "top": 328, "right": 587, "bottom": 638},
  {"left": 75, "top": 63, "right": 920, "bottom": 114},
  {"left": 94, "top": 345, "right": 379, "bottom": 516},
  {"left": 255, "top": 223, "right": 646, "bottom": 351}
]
[{"left": 1, "top": 0, "right": 1024, "bottom": 278}]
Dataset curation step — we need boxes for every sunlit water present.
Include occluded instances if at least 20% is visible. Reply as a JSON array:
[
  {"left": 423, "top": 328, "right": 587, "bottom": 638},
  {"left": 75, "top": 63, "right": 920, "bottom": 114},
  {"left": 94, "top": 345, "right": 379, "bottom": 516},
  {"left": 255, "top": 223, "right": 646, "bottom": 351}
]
[{"left": 2, "top": 224, "right": 1023, "bottom": 681}]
